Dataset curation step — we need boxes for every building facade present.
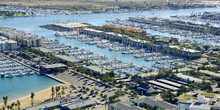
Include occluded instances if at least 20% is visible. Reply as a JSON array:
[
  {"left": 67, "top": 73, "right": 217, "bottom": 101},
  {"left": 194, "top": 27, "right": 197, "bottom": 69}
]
[
  {"left": 178, "top": 92, "right": 220, "bottom": 110},
  {"left": 0, "top": 36, "right": 17, "bottom": 52}
]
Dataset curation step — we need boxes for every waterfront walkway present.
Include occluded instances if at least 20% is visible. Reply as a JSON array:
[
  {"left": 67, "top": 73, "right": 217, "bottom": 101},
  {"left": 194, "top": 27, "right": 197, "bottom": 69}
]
[{"left": 45, "top": 74, "right": 71, "bottom": 85}]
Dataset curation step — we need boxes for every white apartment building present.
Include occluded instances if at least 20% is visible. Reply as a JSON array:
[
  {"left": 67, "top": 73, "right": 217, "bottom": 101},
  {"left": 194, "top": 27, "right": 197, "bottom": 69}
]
[{"left": 0, "top": 36, "right": 17, "bottom": 52}]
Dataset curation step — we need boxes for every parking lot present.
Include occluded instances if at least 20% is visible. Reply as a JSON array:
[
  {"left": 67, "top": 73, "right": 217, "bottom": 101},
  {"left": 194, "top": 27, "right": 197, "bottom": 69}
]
[{"left": 50, "top": 71, "right": 117, "bottom": 104}]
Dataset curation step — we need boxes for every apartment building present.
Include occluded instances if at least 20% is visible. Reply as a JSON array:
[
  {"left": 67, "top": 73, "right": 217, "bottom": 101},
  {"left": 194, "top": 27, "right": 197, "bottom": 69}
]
[{"left": 0, "top": 36, "right": 17, "bottom": 52}]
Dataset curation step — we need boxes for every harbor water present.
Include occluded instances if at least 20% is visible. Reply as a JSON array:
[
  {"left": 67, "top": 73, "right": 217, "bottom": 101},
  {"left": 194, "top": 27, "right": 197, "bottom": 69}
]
[{"left": 0, "top": 75, "right": 59, "bottom": 103}]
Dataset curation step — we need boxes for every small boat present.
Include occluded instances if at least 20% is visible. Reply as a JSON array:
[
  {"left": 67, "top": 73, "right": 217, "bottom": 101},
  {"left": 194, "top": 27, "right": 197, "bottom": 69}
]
[
  {"left": 35, "top": 72, "right": 42, "bottom": 75},
  {"left": 122, "top": 51, "right": 129, "bottom": 54},
  {"left": 5, "top": 74, "right": 14, "bottom": 78},
  {"left": 27, "top": 72, "right": 34, "bottom": 75},
  {"left": 16, "top": 73, "right": 24, "bottom": 77},
  {"left": 0, "top": 73, "right": 5, "bottom": 77}
]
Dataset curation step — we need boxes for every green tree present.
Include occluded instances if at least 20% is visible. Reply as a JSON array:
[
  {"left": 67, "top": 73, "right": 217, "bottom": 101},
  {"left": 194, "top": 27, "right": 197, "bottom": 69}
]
[
  {"left": 56, "top": 86, "right": 60, "bottom": 98},
  {"left": 15, "top": 103, "right": 17, "bottom": 110},
  {"left": 86, "top": 88, "right": 90, "bottom": 92},
  {"left": 31, "top": 92, "right": 35, "bottom": 106},
  {"left": 100, "top": 93, "right": 103, "bottom": 97},
  {"left": 203, "top": 45, "right": 211, "bottom": 51},
  {"left": 17, "top": 100, "right": 21, "bottom": 110},
  {"left": 3, "top": 96, "right": 8, "bottom": 108},
  {"left": 119, "top": 84, "right": 124, "bottom": 90},
  {"left": 11, "top": 102, "right": 15, "bottom": 110},
  {"left": 7, "top": 105, "right": 10, "bottom": 110},
  {"left": 95, "top": 91, "right": 99, "bottom": 95},
  {"left": 104, "top": 94, "right": 108, "bottom": 110},
  {"left": 62, "top": 87, "right": 65, "bottom": 93},
  {"left": 161, "top": 89, "right": 176, "bottom": 104},
  {"left": 114, "top": 89, "right": 125, "bottom": 100},
  {"left": 91, "top": 90, "right": 94, "bottom": 94},
  {"left": 51, "top": 87, "right": 55, "bottom": 100}
]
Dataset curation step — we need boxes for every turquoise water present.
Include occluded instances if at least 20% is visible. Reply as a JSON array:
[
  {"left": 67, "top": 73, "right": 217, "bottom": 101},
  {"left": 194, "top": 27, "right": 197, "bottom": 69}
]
[
  {"left": 0, "top": 7, "right": 220, "bottom": 103},
  {"left": 0, "top": 75, "right": 59, "bottom": 103}
]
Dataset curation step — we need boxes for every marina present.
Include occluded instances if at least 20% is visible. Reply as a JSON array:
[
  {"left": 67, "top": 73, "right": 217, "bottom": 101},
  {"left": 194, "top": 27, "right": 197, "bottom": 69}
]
[
  {"left": 171, "top": 12, "right": 220, "bottom": 25},
  {"left": 0, "top": 53, "right": 38, "bottom": 78},
  {"left": 0, "top": 7, "right": 220, "bottom": 104},
  {"left": 52, "top": 30, "right": 190, "bottom": 71},
  {"left": 107, "top": 17, "right": 220, "bottom": 44}
]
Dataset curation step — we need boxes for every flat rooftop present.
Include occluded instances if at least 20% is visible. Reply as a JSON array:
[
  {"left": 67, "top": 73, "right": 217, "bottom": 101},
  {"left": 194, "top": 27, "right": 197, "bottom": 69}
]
[
  {"left": 54, "top": 22, "right": 89, "bottom": 29},
  {"left": 25, "top": 99, "right": 96, "bottom": 110},
  {"left": 112, "top": 101, "right": 144, "bottom": 110},
  {"left": 190, "top": 102, "right": 211, "bottom": 110},
  {"left": 0, "top": 36, "right": 7, "bottom": 41},
  {"left": 138, "top": 72, "right": 159, "bottom": 77},
  {"left": 200, "top": 70, "right": 220, "bottom": 77},
  {"left": 134, "top": 96, "right": 177, "bottom": 109},
  {"left": 149, "top": 80, "right": 179, "bottom": 91},
  {"left": 0, "top": 36, "right": 17, "bottom": 44},
  {"left": 37, "top": 47, "right": 53, "bottom": 53},
  {"left": 157, "top": 79, "right": 183, "bottom": 88},
  {"left": 25, "top": 99, "right": 60, "bottom": 110},
  {"left": 83, "top": 65, "right": 110, "bottom": 74},
  {"left": 176, "top": 73, "right": 203, "bottom": 83},
  {"left": 55, "top": 55, "right": 81, "bottom": 63},
  {"left": 41, "top": 63, "right": 67, "bottom": 69},
  {"left": 63, "top": 99, "right": 96, "bottom": 109}
]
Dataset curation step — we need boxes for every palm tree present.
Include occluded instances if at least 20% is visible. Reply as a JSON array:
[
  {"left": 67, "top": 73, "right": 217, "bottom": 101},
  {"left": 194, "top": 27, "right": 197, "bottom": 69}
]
[
  {"left": 17, "top": 100, "right": 20, "bottom": 110},
  {"left": 104, "top": 94, "right": 108, "bottom": 110},
  {"left": 31, "top": 92, "right": 35, "bottom": 106},
  {"left": 15, "top": 103, "right": 17, "bottom": 110},
  {"left": 62, "top": 87, "right": 65, "bottom": 95},
  {"left": 51, "top": 87, "right": 54, "bottom": 100},
  {"left": 3, "top": 96, "right": 8, "bottom": 108},
  {"left": 56, "top": 86, "right": 60, "bottom": 98},
  {"left": 7, "top": 105, "right": 10, "bottom": 110},
  {"left": 11, "top": 102, "right": 15, "bottom": 110}
]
